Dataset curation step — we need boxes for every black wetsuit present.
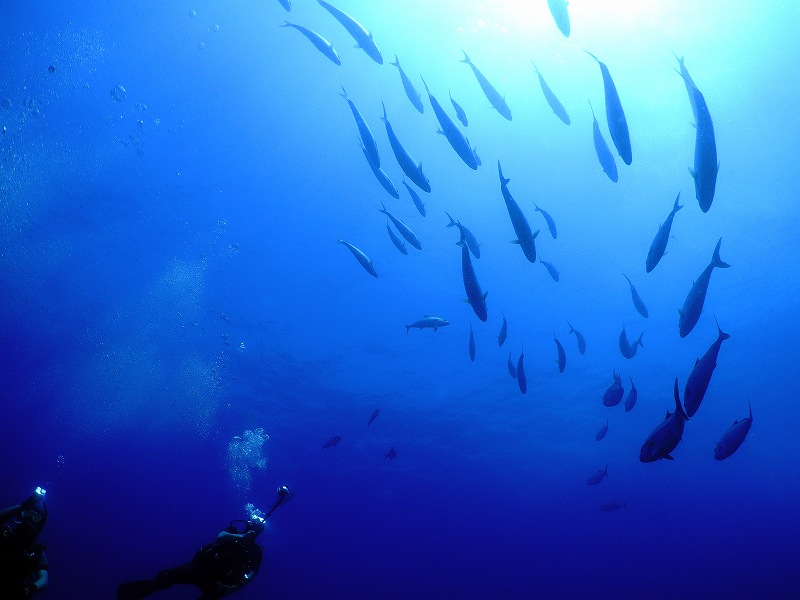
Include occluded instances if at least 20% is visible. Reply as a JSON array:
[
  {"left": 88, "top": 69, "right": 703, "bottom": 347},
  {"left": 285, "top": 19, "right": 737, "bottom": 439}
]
[{"left": 0, "top": 544, "right": 48, "bottom": 598}]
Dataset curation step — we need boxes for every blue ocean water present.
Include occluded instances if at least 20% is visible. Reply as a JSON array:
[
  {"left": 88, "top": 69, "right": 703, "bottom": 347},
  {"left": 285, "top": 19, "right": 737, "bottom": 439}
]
[{"left": 1, "top": 1, "right": 799, "bottom": 598}]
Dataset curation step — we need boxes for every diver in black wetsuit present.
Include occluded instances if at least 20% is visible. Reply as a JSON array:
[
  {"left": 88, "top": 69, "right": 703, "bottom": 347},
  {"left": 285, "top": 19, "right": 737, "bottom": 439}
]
[
  {"left": 0, "top": 487, "right": 50, "bottom": 599},
  {"left": 118, "top": 485, "right": 292, "bottom": 600}
]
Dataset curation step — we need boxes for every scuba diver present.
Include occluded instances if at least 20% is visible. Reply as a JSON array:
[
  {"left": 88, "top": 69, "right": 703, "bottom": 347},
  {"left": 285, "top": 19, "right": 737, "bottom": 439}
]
[
  {"left": 118, "top": 485, "right": 292, "bottom": 600},
  {"left": 0, "top": 487, "right": 49, "bottom": 598}
]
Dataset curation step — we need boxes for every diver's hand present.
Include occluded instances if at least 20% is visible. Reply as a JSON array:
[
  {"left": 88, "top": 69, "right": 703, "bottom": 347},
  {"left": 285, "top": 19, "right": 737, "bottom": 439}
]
[{"left": 12, "top": 583, "right": 36, "bottom": 599}]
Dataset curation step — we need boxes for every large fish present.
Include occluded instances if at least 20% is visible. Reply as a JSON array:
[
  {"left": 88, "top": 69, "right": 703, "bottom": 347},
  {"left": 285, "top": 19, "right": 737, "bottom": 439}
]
[
  {"left": 460, "top": 51, "right": 512, "bottom": 120},
  {"left": 386, "top": 220, "right": 408, "bottom": 255},
  {"left": 450, "top": 91, "right": 468, "bottom": 127},
  {"left": 367, "top": 409, "right": 380, "bottom": 426},
  {"left": 596, "top": 419, "right": 609, "bottom": 441},
  {"left": 714, "top": 399, "right": 753, "bottom": 461},
  {"left": 360, "top": 141, "right": 398, "bottom": 198},
  {"left": 381, "top": 102, "right": 430, "bottom": 192},
  {"left": 678, "top": 238, "right": 730, "bottom": 338},
  {"left": 586, "top": 464, "right": 609, "bottom": 485},
  {"left": 531, "top": 62, "right": 570, "bottom": 125},
  {"left": 588, "top": 100, "right": 618, "bottom": 182},
  {"left": 280, "top": 22, "right": 341, "bottom": 65},
  {"left": 585, "top": 51, "right": 631, "bottom": 165},
  {"left": 446, "top": 212, "right": 480, "bottom": 258},
  {"left": 457, "top": 231, "right": 488, "bottom": 322},
  {"left": 646, "top": 193, "right": 683, "bottom": 273},
  {"left": 507, "top": 351, "right": 517, "bottom": 379},
  {"left": 420, "top": 77, "right": 479, "bottom": 170},
  {"left": 517, "top": 343, "right": 527, "bottom": 394},
  {"left": 599, "top": 501, "right": 627, "bottom": 512},
  {"left": 554, "top": 334, "right": 566, "bottom": 373},
  {"left": 497, "top": 312, "right": 508, "bottom": 347},
  {"left": 336, "top": 238, "right": 377, "bottom": 277},
  {"left": 317, "top": 0, "right": 382, "bottom": 64},
  {"left": 602, "top": 370, "right": 624, "bottom": 406},
  {"left": 683, "top": 320, "right": 730, "bottom": 418},
  {"left": 390, "top": 55, "right": 424, "bottom": 114},
  {"left": 379, "top": 203, "right": 422, "bottom": 250},
  {"left": 677, "top": 66, "right": 719, "bottom": 213},
  {"left": 547, "top": 0, "right": 570, "bottom": 37},
  {"left": 498, "top": 162, "right": 539, "bottom": 263},
  {"left": 624, "top": 376, "right": 638, "bottom": 412},
  {"left": 468, "top": 322, "right": 476, "bottom": 362},
  {"left": 406, "top": 316, "right": 449, "bottom": 333},
  {"left": 623, "top": 273, "right": 649, "bottom": 318},
  {"left": 619, "top": 326, "right": 644, "bottom": 359},
  {"left": 640, "top": 379, "right": 689, "bottom": 462},
  {"left": 568, "top": 322, "right": 586, "bottom": 355},
  {"left": 541, "top": 259, "right": 560, "bottom": 282},
  {"left": 533, "top": 202, "right": 558, "bottom": 239},
  {"left": 402, "top": 179, "right": 426, "bottom": 216},
  {"left": 341, "top": 86, "right": 380, "bottom": 168}
]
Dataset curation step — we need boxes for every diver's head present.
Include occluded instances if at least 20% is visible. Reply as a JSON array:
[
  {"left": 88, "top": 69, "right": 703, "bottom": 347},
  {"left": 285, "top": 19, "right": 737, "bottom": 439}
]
[
  {"left": 2, "top": 488, "right": 48, "bottom": 549},
  {"left": 245, "top": 515, "right": 266, "bottom": 537}
]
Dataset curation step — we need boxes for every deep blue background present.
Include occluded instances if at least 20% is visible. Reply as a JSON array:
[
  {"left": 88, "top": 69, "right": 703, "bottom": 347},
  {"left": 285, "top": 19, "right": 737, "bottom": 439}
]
[{"left": 2, "top": 1, "right": 799, "bottom": 598}]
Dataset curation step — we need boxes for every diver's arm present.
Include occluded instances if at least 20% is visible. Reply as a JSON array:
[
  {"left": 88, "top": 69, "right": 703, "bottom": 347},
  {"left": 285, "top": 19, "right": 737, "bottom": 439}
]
[
  {"left": 30, "top": 569, "right": 48, "bottom": 592},
  {"left": 216, "top": 530, "right": 258, "bottom": 542},
  {"left": 0, "top": 504, "right": 22, "bottom": 521}
]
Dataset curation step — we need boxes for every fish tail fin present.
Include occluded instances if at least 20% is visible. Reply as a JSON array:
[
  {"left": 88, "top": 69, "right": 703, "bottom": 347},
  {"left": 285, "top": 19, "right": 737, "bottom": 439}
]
[
  {"left": 335, "top": 238, "right": 344, "bottom": 245},
  {"left": 279, "top": 21, "right": 292, "bottom": 28},
  {"left": 713, "top": 314, "right": 731, "bottom": 341},
  {"left": 532, "top": 229, "right": 540, "bottom": 239},
  {"left": 637, "top": 332, "right": 644, "bottom": 348},
  {"left": 420, "top": 75, "right": 429, "bottom": 94},
  {"left": 460, "top": 50, "right": 471, "bottom": 65},
  {"left": 497, "top": 161, "right": 510, "bottom": 185},
  {"left": 390, "top": 54, "right": 400, "bottom": 68},
  {"left": 583, "top": 49, "right": 599, "bottom": 63},
  {"left": 604, "top": 463, "right": 609, "bottom": 477},
  {"left": 587, "top": 99, "right": 596, "bottom": 118},
  {"left": 339, "top": 85, "right": 348, "bottom": 99},
  {"left": 378, "top": 201, "right": 388, "bottom": 215},
  {"left": 530, "top": 60, "right": 539, "bottom": 73},
  {"left": 622, "top": 273, "right": 632, "bottom": 286},
  {"left": 445, "top": 211, "right": 457, "bottom": 227},
  {"left": 671, "top": 50, "right": 684, "bottom": 66},
  {"left": 405, "top": 324, "right": 411, "bottom": 334},
  {"left": 674, "top": 378, "right": 689, "bottom": 421},
  {"left": 629, "top": 375, "right": 634, "bottom": 386},
  {"left": 672, "top": 192, "right": 684, "bottom": 214},
  {"left": 711, "top": 238, "right": 730, "bottom": 268},
  {"left": 380, "top": 100, "right": 388, "bottom": 123},
  {"left": 568, "top": 321, "right": 575, "bottom": 333}
]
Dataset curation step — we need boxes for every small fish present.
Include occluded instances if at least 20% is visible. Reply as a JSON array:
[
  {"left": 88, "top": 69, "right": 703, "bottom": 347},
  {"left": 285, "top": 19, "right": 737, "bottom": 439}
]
[
  {"left": 384, "top": 446, "right": 397, "bottom": 461},
  {"left": 517, "top": 342, "right": 527, "bottom": 394},
  {"left": 457, "top": 232, "right": 488, "bottom": 322},
  {"left": 460, "top": 50, "right": 512, "bottom": 121},
  {"left": 599, "top": 500, "right": 627, "bottom": 512},
  {"left": 279, "top": 22, "right": 341, "bottom": 65},
  {"left": 588, "top": 100, "right": 618, "bottom": 183},
  {"left": 624, "top": 377, "right": 638, "bottom": 412},
  {"left": 402, "top": 179, "right": 426, "bottom": 217},
  {"left": 278, "top": 0, "right": 291, "bottom": 12},
  {"left": 497, "top": 312, "right": 508, "bottom": 347},
  {"left": 586, "top": 464, "right": 609, "bottom": 485},
  {"left": 390, "top": 55, "right": 424, "bottom": 114},
  {"left": 684, "top": 319, "right": 730, "bottom": 418},
  {"left": 322, "top": 435, "right": 341, "bottom": 449},
  {"left": 623, "top": 274, "right": 649, "bottom": 318},
  {"left": 531, "top": 62, "right": 570, "bottom": 125},
  {"left": 714, "top": 399, "right": 753, "bottom": 461},
  {"left": 541, "top": 259, "right": 560, "bottom": 282},
  {"left": 341, "top": 86, "right": 380, "bottom": 169},
  {"left": 585, "top": 51, "right": 631, "bottom": 165},
  {"left": 646, "top": 193, "right": 683, "bottom": 273},
  {"left": 507, "top": 351, "right": 517, "bottom": 379},
  {"left": 406, "top": 316, "right": 449, "bottom": 333},
  {"left": 468, "top": 322, "right": 476, "bottom": 362},
  {"left": 602, "top": 370, "right": 624, "bottom": 407},
  {"left": 596, "top": 419, "right": 609, "bottom": 441},
  {"left": 359, "top": 140, "right": 398, "bottom": 198},
  {"left": 498, "top": 162, "right": 539, "bottom": 263},
  {"left": 386, "top": 220, "right": 408, "bottom": 255},
  {"left": 619, "top": 326, "right": 644, "bottom": 360},
  {"left": 568, "top": 322, "right": 586, "bottom": 355},
  {"left": 678, "top": 238, "right": 730, "bottom": 338},
  {"left": 379, "top": 203, "right": 422, "bottom": 250},
  {"left": 420, "top": 77, "right": 479, "bottom": 170},
  {"left": 381, "top": 102, "right": 430, "bottom": 193},
  {"left": 368, "top": 409, "right": 380, "bottom": 426},
  {"left": 546, "top": 0, "right": 570, "bottom": 37},
  {"left": 533, "top": 202, "right": 558, "bottom": 239},
  {"left": 446, "top": 212, "right": 481, "bottom": 258},
  {"left": 317, "top": 0, "right": 382, "bottom": 64},
  {"left": 450, "top": 91, "right": 468, "bottom": 127},
  {"left": 639, "top": 379, "right": 689, "bottom": 463},
  {"left": 554, "top": 334, "right": 566, "bottom": 373},
  {"left": 336, "top": 238, "right": 378, "bottom": 278}
]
